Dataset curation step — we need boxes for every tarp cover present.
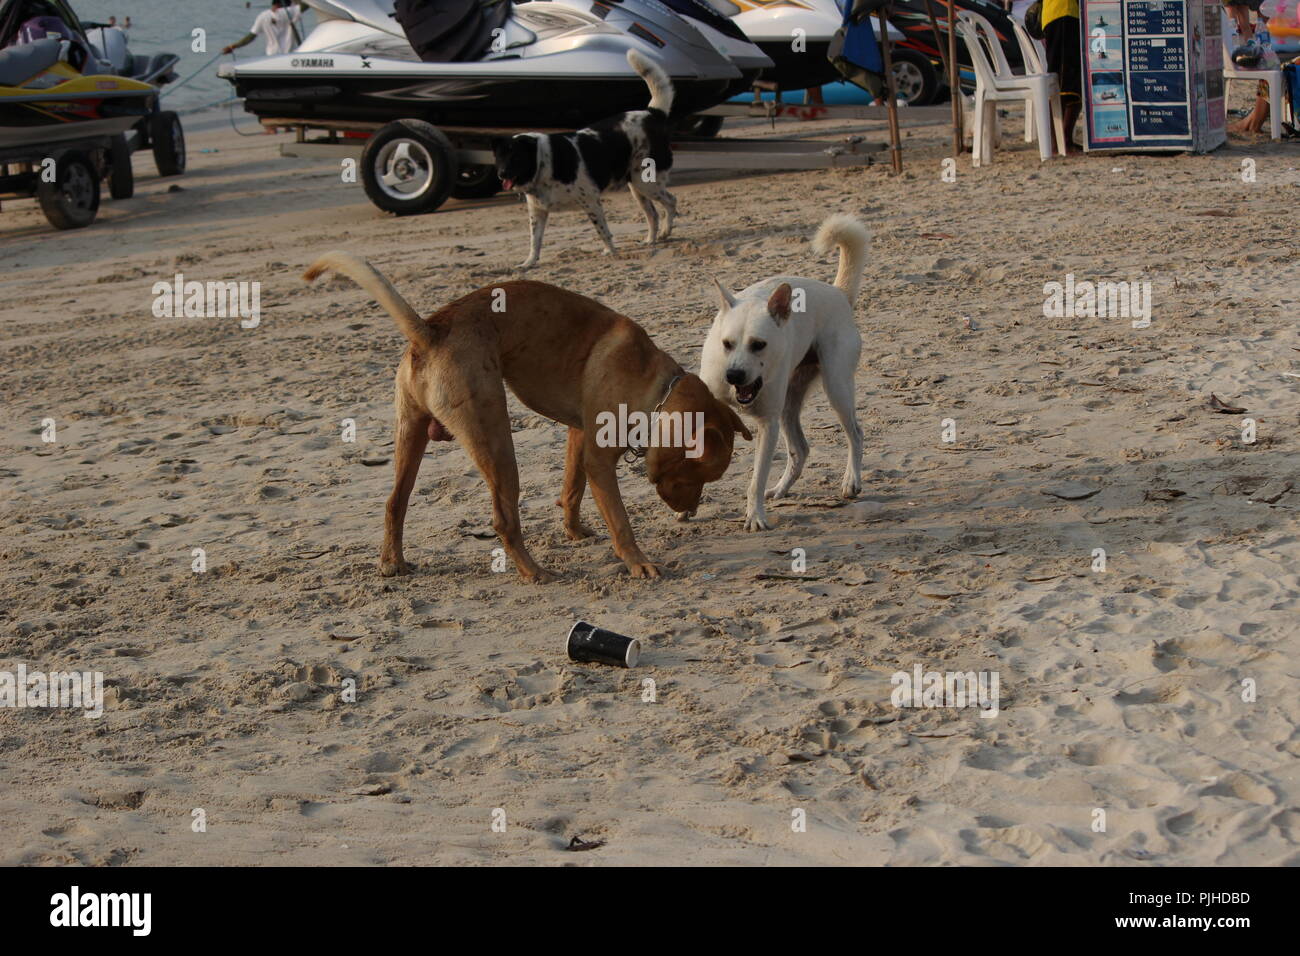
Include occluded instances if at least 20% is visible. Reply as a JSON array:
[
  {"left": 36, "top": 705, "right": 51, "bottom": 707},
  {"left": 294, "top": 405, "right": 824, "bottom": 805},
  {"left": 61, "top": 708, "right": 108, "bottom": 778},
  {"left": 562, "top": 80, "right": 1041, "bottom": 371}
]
[{"left": 393, "top": 0, "right": 511, "bottom": 62}]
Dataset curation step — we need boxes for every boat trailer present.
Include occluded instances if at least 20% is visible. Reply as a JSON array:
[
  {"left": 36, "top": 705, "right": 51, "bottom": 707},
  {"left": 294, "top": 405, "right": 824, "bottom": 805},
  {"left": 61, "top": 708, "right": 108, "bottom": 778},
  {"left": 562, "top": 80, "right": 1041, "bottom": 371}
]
[{"left": 264, "top": 102, "right": 950, "bottom": 216}]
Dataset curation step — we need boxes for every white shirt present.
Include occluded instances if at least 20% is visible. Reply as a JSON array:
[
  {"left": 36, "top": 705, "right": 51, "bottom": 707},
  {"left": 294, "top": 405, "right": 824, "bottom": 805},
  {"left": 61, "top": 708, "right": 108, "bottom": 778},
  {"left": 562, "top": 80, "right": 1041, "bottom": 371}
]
[{"left": 250, "top": 7, "right": 302, "bottom": 56}]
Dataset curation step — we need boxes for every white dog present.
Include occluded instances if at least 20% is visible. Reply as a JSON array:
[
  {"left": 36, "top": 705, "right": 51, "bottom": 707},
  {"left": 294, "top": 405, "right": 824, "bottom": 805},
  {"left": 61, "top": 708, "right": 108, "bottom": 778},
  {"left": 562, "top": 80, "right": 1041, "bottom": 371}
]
[{"left": 699, "top": 214, "right": 868, "bottom": 530}]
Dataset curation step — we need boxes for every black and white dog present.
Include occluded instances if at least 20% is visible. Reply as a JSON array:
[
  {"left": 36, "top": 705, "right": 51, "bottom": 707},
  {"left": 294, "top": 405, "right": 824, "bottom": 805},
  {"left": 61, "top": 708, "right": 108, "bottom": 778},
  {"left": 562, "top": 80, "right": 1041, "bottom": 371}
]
[{"left": 493, "top": 50, "right": 678, "bottom": 269}]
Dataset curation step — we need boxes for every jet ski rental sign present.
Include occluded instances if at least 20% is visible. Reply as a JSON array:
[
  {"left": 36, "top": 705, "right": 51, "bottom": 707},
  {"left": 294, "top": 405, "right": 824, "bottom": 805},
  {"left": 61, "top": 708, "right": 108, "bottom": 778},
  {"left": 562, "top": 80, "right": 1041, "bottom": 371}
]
[{"left": 1081, "top": 0, "right": 1226, "bottom": 152}]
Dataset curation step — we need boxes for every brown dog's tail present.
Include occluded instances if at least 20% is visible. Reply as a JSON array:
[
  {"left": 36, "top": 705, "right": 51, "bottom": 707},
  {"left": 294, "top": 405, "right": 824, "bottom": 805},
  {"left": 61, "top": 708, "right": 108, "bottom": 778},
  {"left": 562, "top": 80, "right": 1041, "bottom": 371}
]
[{"left": 302, "top": 252, "right": 438, "bottom": 351}]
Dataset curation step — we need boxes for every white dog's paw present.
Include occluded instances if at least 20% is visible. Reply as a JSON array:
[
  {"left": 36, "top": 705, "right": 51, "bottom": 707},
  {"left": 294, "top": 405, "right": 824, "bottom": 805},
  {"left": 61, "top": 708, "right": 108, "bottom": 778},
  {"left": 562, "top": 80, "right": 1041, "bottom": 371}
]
[
  {"left": 517, "top": 258, "right": 538, "bottom": 270},
  {"left": 743, "top": 512, "right": 772, "bottom": 532},
  {"left": 765, "top": 484, "right": 789, "bottom": 501},
  {"left": 841, "top": 474, "right": 861, "bottom": 498}
]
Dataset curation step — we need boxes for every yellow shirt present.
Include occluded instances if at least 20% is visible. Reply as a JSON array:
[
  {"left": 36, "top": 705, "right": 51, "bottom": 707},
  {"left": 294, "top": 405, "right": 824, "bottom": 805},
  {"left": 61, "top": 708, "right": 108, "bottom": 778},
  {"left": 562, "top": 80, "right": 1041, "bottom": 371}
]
[{"left": 1043, "top": 0, "right": 1080, "bottom": 27}]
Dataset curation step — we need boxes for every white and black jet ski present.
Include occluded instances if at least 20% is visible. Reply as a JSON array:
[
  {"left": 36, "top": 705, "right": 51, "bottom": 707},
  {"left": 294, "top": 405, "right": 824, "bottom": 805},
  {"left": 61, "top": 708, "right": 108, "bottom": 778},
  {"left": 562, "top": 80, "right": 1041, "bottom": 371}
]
[{"left": 220, "top": 0, "right": 765, "bottom": 128}]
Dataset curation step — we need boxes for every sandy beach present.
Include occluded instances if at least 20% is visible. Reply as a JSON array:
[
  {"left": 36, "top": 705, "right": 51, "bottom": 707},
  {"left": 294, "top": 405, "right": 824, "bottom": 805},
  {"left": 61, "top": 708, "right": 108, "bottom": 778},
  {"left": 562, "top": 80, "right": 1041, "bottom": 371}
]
[{"left": 2, "top": 100, "right": 1298, "bottom": 866}]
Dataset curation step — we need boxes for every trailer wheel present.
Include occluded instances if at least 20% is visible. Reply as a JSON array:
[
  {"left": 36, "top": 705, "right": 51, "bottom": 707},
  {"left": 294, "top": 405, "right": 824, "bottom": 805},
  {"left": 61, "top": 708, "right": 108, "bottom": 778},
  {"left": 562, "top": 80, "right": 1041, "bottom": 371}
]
[
  {"left": 37, "top": 151, "right": 100, "bottom": 229},
  {"left": 451, "top": 163, "right": 501, "bottom": 200},
  {"left": 890, "top": 50, "right": 939, "bottom": 107},
  {"left": 678, "top": 114, "right": 724, "bottom": 138},
  {"left": 362, "top": 120, "right": 458, "bottom": 215},
  {"left": 108, "top": 134, "right": 134, "bottom": 199},
  {"left": 151, "top": 110, "right": 186, "bottom": 176}
]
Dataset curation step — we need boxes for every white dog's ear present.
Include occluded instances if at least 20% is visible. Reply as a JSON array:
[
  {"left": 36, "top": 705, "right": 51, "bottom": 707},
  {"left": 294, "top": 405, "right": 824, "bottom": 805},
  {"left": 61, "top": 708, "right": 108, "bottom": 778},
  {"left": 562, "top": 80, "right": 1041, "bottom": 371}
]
[
  {"left": 711, "top": 277, "right": 737, "bottom": 311},
  {"left": 767, "top": 282, "right": 793, "bottom": 322}
]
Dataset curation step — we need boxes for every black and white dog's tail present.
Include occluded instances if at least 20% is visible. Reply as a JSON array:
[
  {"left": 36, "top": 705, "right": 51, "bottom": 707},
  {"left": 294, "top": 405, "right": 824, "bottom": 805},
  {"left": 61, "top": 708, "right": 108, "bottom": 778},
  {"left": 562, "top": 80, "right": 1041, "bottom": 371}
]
[
  {"left": 626, "top": 49, "right": 674, "bottom": 114},
  {"left": 813, "top": 214, "right": 870, "bottom": 304}
]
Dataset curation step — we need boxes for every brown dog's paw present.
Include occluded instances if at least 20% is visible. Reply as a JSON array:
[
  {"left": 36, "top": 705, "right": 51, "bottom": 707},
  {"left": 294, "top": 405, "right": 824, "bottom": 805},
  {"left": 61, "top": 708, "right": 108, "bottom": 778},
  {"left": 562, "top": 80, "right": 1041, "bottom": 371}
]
[
  {"left": 564, "top": 522, "right": 597, "bottom": 541},
  {"left": 522, "top": 567, "right": 558, "bottom": 584},
  {"left": 626, "top": 561, "right": 661, "bottom": 580},
  {"left": 380, "top": 558, "right": 413, "bottom": 577}
]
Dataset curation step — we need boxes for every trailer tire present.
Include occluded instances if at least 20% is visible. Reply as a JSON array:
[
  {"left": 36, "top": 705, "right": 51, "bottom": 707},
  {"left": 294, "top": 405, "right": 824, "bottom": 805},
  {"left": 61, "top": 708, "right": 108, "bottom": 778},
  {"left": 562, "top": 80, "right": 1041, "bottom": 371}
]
[
  {"left": 37, "top": 151, "right": 100, "bottom": 229},
  {"left": 890, "top": 49, "right": 939, "bottom": 107},
  {"left": 108, "top": 134, "right": 134, "bottom": 199},
  {"left": 151, "top": 110, "right": 186, "bottom": 176},
  {"left": 678, "top": 114, "right": 724, "bottom": 138},
  {"left": 362, "top": 120, "right": 458, "bottom": 215},
  {"left": 451, "top": 163, "right": 501, "bottom": 200}
]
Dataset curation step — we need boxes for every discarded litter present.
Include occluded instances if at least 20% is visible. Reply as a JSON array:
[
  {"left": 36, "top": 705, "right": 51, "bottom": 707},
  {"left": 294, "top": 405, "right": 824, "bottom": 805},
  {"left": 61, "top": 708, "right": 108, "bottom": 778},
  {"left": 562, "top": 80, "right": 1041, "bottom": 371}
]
[{"left": 566, "top": 621, "right": 639, "bottom": 668}]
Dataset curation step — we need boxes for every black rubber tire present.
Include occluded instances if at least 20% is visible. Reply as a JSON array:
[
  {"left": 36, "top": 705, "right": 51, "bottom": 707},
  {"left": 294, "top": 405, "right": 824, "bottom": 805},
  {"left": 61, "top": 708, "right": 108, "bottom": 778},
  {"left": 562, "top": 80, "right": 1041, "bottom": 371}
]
[
  {"left": 108, "top": 134, "right": 134, "bottom": 199},
  {"left": 451, "top": 163, "right": 501, "bottom": 200},
  {"left": 890, "top": 50, "right": 939, "bottom": 107},
  {"left": 150, "top": 110, "right": 186, "bottom": 176},
  {"left": 36, "top": 151, "right": 100, "bottom": 229},
  {"left": 678, "top": 114, "right": 724, "bottom": 138},
  {"left": 360, "top": 119, "right": 458, "bottom": 216}
]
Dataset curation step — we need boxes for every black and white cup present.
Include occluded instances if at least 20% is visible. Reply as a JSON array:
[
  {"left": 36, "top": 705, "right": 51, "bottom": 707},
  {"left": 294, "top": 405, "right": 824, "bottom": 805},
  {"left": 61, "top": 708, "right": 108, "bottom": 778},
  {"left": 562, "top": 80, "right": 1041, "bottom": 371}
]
[{"left": 566, "top": 620, "right": 640, "bottom": 668}]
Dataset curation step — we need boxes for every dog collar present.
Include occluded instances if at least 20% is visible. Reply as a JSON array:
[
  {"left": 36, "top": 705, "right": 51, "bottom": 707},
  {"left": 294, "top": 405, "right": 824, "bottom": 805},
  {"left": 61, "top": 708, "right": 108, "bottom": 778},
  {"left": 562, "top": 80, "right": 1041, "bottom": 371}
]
[{"left": 624, "top": 372, "right": 684, "bottom": 464}]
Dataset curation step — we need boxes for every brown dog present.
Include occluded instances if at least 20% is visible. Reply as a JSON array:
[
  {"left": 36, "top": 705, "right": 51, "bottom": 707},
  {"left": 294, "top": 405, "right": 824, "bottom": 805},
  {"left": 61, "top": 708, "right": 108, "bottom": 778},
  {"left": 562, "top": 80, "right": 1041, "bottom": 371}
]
[{"left": 302, "top": 253, "right": 751, "bottom": 580}]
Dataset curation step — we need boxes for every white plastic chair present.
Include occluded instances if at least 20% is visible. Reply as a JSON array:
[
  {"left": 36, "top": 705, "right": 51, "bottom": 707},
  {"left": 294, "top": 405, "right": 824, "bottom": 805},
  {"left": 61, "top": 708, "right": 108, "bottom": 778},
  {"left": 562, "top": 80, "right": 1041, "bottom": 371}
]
[
  {"left": 1221, "top": 9, "right": 1283, "bottom": 141},
  {"left": 1011, "top": 17, "right": 1049, "bottom": 144},
  {"left": 956, "top": 11, "right": 1066, "bottom": 165}
]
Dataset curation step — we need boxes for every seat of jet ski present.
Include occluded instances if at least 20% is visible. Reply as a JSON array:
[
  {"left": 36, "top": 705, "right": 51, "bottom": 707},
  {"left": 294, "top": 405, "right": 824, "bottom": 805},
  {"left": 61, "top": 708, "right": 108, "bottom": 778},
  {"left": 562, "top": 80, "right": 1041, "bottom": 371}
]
[
  {"left": 0, "top": 36, "right": 61, "bottom": 86},
  {"left": 393, "top": 0, "right": 511, "bottom": 62},
  {"left": 126, "top": 52, "right": 176, "bottom": 82}
]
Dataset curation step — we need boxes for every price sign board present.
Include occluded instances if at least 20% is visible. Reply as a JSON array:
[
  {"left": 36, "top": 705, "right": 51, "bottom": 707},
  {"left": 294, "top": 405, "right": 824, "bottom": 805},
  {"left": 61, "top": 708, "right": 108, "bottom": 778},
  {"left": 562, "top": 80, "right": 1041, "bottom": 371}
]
[{"left": 1082, "top": 0, "right": 1226, "bottom": 152}]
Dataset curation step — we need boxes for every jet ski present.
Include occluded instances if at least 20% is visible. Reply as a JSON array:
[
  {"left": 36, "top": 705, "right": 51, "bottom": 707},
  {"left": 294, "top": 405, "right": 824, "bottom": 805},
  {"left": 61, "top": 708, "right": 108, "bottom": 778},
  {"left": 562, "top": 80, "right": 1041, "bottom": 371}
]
[
  {"left": 220, "top": 0, "right": 757, "bottom": 129},
  {"left": 0, "top": 15, "right": 156, "bottom": 148},
  {"left": 654, "top": 0, "right": 771, "bottom": 95},
  {"left": 887, "top": 0, "right": 1023, "bottom": 76},
  {"left": 0, "top": 0, "right": 186, "bottom": 229},
  {"left": 709, "top": 0, "right": 941, "bottom": 105},
  {"left": 713, "top": 0, "right": 846, "bottom": 91}
]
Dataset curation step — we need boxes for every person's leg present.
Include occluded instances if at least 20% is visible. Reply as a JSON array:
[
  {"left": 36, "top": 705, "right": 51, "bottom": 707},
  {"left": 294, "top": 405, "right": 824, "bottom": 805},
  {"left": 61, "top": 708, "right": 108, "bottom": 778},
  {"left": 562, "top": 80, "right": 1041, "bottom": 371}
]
[
  {"left": 1229, "top": 82, "right": 1270, "bottom": 134},
  {"left": 1062, "top": 101, "right": 1082, "bottom": 151},
  {"left": 1227, "top": 3, "right": 1253, "bottom": 40},
  {"left": 1044, "top": 15, "right": 1083, "bottom": 154}
]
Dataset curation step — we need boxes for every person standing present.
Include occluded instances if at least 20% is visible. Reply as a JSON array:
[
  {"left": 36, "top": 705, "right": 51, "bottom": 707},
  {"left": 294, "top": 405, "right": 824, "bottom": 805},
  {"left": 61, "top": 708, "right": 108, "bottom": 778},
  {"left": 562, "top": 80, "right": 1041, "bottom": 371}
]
[
  {"left": 1041, "top": 0, "right": 1081, "bottom": 153},
  {"left": 1223, "top": 1, "right": 1276, "bottom": 136},
  {"left": 223, "top": 1, "right": 306, "bottom": 57}
]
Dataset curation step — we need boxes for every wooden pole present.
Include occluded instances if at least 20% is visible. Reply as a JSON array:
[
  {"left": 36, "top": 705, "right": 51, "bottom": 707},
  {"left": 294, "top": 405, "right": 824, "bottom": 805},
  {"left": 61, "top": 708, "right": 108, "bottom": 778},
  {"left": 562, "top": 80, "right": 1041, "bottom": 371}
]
[
  {"left": 876, "top": 4, "right": 903, "bottom": 174},
  {"left": 948, "top": 0, "right": 961, "bottom": 155},
  {"left": 920, "top": 0, "right": 958, "bottom": 153}
]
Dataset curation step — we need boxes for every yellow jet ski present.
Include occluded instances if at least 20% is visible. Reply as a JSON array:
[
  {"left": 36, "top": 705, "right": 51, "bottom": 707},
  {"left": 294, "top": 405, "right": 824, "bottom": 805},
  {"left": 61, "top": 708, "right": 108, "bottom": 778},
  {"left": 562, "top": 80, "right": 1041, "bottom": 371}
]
[
  {"left": 0, "top": 36, "right": 155, "bottom": 148},
  {"left": 0, "top": 0, "right": 185, "bottom": 229}
]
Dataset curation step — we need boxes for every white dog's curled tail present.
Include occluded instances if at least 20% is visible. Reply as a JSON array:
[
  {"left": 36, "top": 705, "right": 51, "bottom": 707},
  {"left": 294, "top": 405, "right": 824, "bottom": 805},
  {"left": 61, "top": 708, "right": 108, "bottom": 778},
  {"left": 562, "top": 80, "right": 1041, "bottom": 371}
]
[
  {"left": 303, "top": 252, "right": 440, "bottom": 351},
  {"left": 812, "top": 214, "right": 870, "bottom": 304},
  {"left": 627, "top": 49, "right": 675, "bottom": 114}
]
